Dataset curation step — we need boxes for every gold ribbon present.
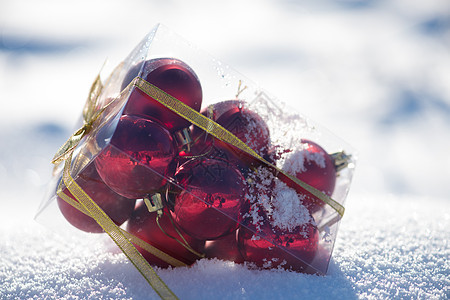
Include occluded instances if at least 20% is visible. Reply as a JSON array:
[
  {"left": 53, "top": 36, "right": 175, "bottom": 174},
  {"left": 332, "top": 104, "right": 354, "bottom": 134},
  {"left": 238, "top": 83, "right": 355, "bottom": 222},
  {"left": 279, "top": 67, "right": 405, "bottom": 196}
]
[
  {"left": 53, "top": 73, "right": 179, "bottom": 300},
  {"left": 60, "top": 152, "right": 178, "bottom": 299},
  {"left": 57, "top": 190, "right": 187, "bottom": 268},
  {"left": 133, "top": 77, "right": 345, "bottom": 217},
  {"left": 52, "top": 75, "right": 103, "bottom": 165}
]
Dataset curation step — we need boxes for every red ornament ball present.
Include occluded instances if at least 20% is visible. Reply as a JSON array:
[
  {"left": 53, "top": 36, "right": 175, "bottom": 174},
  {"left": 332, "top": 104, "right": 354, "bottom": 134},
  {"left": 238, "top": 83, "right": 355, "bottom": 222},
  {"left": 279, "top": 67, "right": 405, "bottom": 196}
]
[
  {"left": 56, "top": 163, "right": 136, "bottom": 233},
  {"left": 204, "top": 229, "right": 244, "bottom": 264},
  {"left": 213, "top": 100, "right": 270, "bottom": 155},
  {"left": 95, "top": 114, "right": 175, "bottom": 199},
  {"left": 296, "top": 139, "right": 336, "bottom": 196},
  {"left": 126, "top": 202, "right": 205, "bottom": 268},
  {"left": 189, "top": 100, "right": 271, "bottom": 172},
  {"left": 238, "top": 221, "right": 319, "bottom": 272},
  {"left": 284, "top": 139, "right": 336, "bottom": 213},
  {"left": 122, "top": 58, "right": 203, "bottom": 133},
  {"left": 169, "top": 157, "right": 247, "bottom": 240}
]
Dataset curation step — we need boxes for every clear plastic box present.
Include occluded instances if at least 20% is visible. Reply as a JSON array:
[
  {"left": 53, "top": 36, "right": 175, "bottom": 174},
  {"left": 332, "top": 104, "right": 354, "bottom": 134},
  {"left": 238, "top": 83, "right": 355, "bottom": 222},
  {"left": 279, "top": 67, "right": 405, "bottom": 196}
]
[{"left": 36, "top": 24, "right": 356, "bottom": 275}]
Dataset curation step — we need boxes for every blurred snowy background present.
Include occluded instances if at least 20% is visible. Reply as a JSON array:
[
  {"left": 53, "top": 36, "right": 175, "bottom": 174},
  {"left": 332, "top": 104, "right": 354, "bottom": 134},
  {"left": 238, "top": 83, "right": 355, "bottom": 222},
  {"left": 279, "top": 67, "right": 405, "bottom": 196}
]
[{"left": 0, "top": 0, "right": 449, "bottom": 299}]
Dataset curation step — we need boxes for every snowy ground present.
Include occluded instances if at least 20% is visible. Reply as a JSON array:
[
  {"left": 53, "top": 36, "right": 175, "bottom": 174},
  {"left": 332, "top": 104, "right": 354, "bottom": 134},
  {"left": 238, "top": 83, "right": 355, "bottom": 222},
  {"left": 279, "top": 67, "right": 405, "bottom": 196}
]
[{"left": 1, "top": 0, "right": 449, "bottom": 299}]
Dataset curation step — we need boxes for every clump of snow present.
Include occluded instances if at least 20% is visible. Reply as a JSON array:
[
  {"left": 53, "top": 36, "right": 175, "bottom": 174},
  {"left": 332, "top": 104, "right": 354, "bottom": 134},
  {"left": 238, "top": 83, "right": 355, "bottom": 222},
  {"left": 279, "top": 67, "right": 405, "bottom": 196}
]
[
  {"left": 271, "top": 181, "right": 313, "bottom": 232},
  {"left": 282, "top": 145, "right": 326, "bottom": 175},
  {"left": 243, "top": 166, "right": 274, "bottom": 231},
  {"left": 244, "top": 166, "right": 313, "bottom": 232}
]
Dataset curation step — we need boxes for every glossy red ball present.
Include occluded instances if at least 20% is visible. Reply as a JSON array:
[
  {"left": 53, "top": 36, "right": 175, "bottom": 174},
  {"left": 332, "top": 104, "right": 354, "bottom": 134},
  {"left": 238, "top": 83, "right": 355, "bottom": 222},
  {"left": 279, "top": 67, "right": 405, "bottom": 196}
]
[
  {"left": 56, "top": 163, "right": 136, "bottom": 233},
  {"left": 126, "top": 202, "right": 205, "bottom": 268},
  {"left": 189, "top": 100, "right": 271, "bottom": 172},
  {"left": 284, "top": 139, "right": 336, "bottom": 213},
  {"left": 169, "top": 158, "right": 247, "bottom": 240},
  {"left": 204, "top": 229, "right": 244, "bottom": 264},
  {"left": 214, "top": 100, "right": 270, "bottom": 155},
  {"left": 238, "top": 221, "right": 319, "bottom": 272},
  {"left": 297, "top": 139, "right": 336, "bottom": 196},
  {"left": 122, "top": 58, "right": 203, "bottom": 133},
  {"left": 95, "top": 115, "right": 175, "bottom": 199}
]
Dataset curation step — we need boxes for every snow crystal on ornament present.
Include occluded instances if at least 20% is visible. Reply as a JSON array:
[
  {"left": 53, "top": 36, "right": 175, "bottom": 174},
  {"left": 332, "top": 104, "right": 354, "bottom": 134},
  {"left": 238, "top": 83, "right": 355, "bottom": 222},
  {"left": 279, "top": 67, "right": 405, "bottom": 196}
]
[
  {"left": 244, "top": 166, "right": 274, "bottom": 230},
  {"left": 244, "top": 166, "right": 314, "bottom": 231},
  {"left": 271, "top": 181, "right": 313, "bottom": 233},
  {"left": 282, "top": 146, "right": 326, "bottom": 175}
]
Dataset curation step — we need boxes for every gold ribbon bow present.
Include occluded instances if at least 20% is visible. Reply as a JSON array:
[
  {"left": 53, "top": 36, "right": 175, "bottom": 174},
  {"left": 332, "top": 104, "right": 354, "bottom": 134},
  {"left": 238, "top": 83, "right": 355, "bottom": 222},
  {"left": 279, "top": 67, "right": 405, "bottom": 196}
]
[{"left": 51, "top": 75, "right": 103, "bottom": 165}]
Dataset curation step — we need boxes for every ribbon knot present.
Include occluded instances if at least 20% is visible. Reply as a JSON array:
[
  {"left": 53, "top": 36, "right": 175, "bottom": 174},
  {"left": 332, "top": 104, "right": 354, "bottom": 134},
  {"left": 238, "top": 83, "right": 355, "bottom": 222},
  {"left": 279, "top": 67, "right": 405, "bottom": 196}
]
[{"left": 51, "top": 75, "right": 104, "bottom": 165}]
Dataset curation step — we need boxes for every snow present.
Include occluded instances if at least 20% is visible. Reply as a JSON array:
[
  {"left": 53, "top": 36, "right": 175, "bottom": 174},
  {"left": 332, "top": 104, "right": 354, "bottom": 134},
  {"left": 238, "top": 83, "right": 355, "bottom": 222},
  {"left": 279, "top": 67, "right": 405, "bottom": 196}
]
[
  {"left": 282, "top": 147, "right": 326, "bottom": 174},
  {"left": 1, "top": 195, "right": 448, "bottom": 299},
  {"left": 1, "top": 0, "right": 449, "bottom": 299}
]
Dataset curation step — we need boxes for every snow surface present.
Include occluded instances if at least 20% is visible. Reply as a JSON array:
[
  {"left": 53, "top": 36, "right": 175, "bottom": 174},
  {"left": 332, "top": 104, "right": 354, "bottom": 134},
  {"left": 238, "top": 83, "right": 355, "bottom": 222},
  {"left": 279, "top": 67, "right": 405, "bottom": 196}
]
[{"left": 1, "top": 0, "right": 449, "bottom": 299}]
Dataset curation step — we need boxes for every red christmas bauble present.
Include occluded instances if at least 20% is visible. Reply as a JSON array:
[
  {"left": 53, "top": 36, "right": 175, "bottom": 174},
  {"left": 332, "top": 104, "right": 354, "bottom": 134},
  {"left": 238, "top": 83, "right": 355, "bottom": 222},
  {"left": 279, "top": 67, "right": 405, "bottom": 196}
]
[
  {"left": 189, "top": 100, "right": 271, "bottom": 173},
  {"left": 284, "top": 139, "right": 336, "bottom": 213},
  {"left": 204, "top": 229, "right": 244, "bottom": 264},
  {"left": 214, "top": 100, "right": 270, "bottom": 155},
  {"left": 238, "top": 220, "right": 319, "bottom": 272},
  {"left": 122, "top": 58, "right": 203, "bottom": 133},
  {"left": 296, "top": 139, "right": 336, "bottom": 196},
  {"left": 169, "top": 157, "right": 247, "bottom": 240},
  {"left": 126, "top": 202, "right": 205, "bottom": 268},
  {"left": 57, "top": 163, "right": 136, "bottom": 233},
  {"left": 95, "top": 115, "right": 176, "bottom": 199}
]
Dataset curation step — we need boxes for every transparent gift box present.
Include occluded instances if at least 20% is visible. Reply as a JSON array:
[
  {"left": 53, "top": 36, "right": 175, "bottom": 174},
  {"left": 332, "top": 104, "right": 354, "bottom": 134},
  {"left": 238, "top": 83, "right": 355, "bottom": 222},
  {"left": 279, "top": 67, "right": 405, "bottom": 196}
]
[{"left": 36, "top": 24, "right": 356, "bottom": 277}]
